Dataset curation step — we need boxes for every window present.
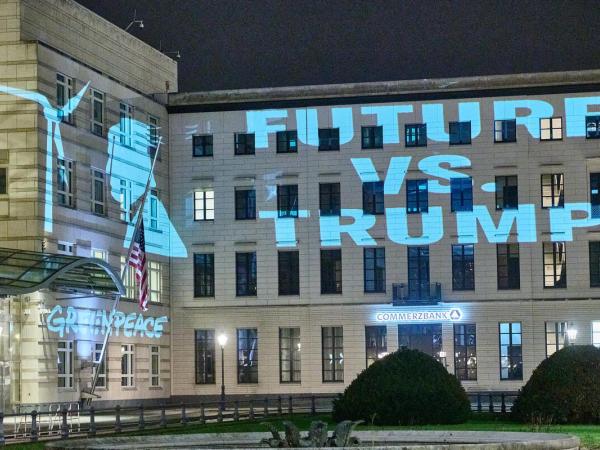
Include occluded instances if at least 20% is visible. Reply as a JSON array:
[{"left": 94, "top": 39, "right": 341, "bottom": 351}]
[
  {"left": 364, "top": 248, "right": 385, "bottom": 293},
  {"left": 454, "top": 324, "right": 477, "bottom": 381},
  {"left": 405, "top": 123, "right": 427, "bottom": 147},
  {"left": 321, "top": 249, "right": 342, "bottom": 294},
  {"left": 398, "top": 324, "right": 443, "bottom": 362},
  {"left": 452, "top": 244, "right": 475, "bottom": 290},
  {"left": 149, "top": 261, "right": 161, "bottom": 303},
  {"left": 586, "top": 115, "right": 600, "bottom": 139},
  {"left": 91, "top": 248, "right": 107, "bottom": 261},
  {"left": 235, "top": 188, "right": 256, "bottom": 220},
  {"left": 494, "top": 119, "right": 516, "bottom": 143},
  {"left": 194, "top": 253, "right": 214, "bottom": 297},
  {"left": 91, "top": 89, "right": 104, "bottom": 136},
  {"left": 91, "top": 169, "right": 106, "bottom": 215},
  {"left": 194, "top": 190, "right": 214, "bottom": 221},
  {"left": 590, "top": 242, "right": 600, "bottom": 287},
  {"left": 148, "top": 115, "right": 159, "bottom": 158},
  {"left": 119, "top": 179, "right": 132, "bottom": 222},
  {"left": 119, "top": 103, "right": 133, "bottom": 146},
  {"left": 93, "top": 343, "right": 107, "bottom": 388},
  {"left": 322, "top": 326, "right": 343, "bottom": 382},
  {"left": 449, "top": 121, "right": 471, "bottom": 145},
  {"left": 195, "top": 329, "right": 215, "bottom": 384},
  {"left": 193, "top": 135, "right": 213, "bottom": 157},
  {"left": 276, "top": 130, "right": 298, "bottom": 153},
  {"left": 149, "top": 189, "right": 159, "bottom": 229},
  {"left": 57, "top": 341, "right": 74, "bottom": 388},
  {"left": 57, "top": 158, "right": 74, "bottom": 207},
  {"left": 541, "top": 174, "right": 564, "bottom": 208},
  {"left": 495, "top": 175, "right": 518, "bottom": 210},
  {"left": 407, "top": 246, "right": 430, "bottom": 300},
  {"left": 121, "top": 255, "right": 136, "bottom": 299},
  {"left": 236, "top": 252, "right": 257, "bottom": 296},
  {"left": 591, "top": 173, "right": 600, "bottom": 218},
  {"left": 56, "top": 73, "right": 73, "bottom": 124},
  {"left": 593, "top": 321, "right": 600, "bottom": 347},
  {"left": 318, "top": 128, "right": 340, "bottom": 151},
  {"left": 121, "top": 344, "right": 134, "bottom": 387},
  {"left": 319, "top": 183, "right": 340, "bottom": 216},
  {"left": 237, "top": 328, "right": 258, "bottom": 383},
  {"left": 279, "top": 328, "right": 301, "bottom": 383},
  {"left": 543, "top": 242, "right": 567, "bottom": 288},
  {"left": 365, "top": 326, "right": 387, "bottom": 367},
  {"left": 0, "top": 168, "right": 6, "bottom": 195},
  {"left": 363, "top": 181, "right": 384, "bottom": 215},
  {"left": 499, "top": 322, "right": 522, "bottom": 380},
  {"left": 150, "top": 345, "right": 160, "bottom": 387},
  {"left": 406, "top": 179, "right": 428, "bottom": 213},
  {"left": 540, "top": 117, "right": 562, "bottom": 140},
  {"left": 497, "top": 244, "right": 520, "bottom": 290},
  {"left": 450, "top": 177, "right": 473, "bottom": 212},
  {"left": 277, "top": 184, "right": 298, "bottom": 218},
  {"left": 361, "top": 126, "right": 383, "bottom": 149},
  {"left": 278, "top": 251, "right": 299, "bottom": 295},
  {"left": 57, "top": 241, "right": 74, "bottom": 255},
  {"left": 545, "top": 321, "right": 568, "bottom": 357},
  {"left": 234, "top": 133, "right": 255, "bottom": 155}
]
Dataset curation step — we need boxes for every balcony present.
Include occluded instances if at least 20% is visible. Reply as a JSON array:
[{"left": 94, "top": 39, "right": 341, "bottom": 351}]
[{"left": 392, "top": 282, "right": 441, "bottom": 305}]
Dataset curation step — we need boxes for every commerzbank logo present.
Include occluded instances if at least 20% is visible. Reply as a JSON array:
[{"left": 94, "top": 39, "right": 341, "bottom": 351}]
[{"left": 375, "top": 307, "right": 463, "bottom": 323}]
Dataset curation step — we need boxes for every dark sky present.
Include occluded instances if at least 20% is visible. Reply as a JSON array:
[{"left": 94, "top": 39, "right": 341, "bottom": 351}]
[{"left": 76, "top": 0, "right": 600, "bottom": 93}]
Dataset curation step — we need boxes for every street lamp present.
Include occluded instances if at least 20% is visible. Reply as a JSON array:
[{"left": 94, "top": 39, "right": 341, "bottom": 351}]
[{"left": 217, "top": 333, "right": 228, "bottom": 404}]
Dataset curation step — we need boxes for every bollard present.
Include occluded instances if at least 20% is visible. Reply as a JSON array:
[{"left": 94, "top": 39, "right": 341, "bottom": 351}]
[
  {"left": 30, "top": 410, "right": 38, "bottom": 442},
  {"left": 0, "top": 412, "right": 5, "bottom": 446},
  {"left": 61, "top": 407, "right": 69, "bottom": 439},
  {"left": 477, "top": 393, "right": 482, "bottom": 413},
  {"left": 138, "top": 404, "right": 145, "bottom": 431},
  {"left": 234, "top": 400, "right": 240, "bottom": 421},
  {"left": 181, "top": 403, "right": 188, "bottom": 425},
  {"left": 501, "top": 393, "right": 506, "bottom": 414},
  {"left": 217, "top": 403, "right": 223, "bottom": 423},
  {"left": 115, "top": 405, "right": 122, "bottom": 433},
  {"left": 277, "top": 396, "right": 282, "bottom": 415},
  {"left": 488, "top": 394, "right": 494, "bottom": 413},
  {"left": 310, "top": 396, "right": 316, "bottom": 415},
  {"left": 249, "top": 400, "right": 254, "bottom": 421},
  {"left": 263, "top": 397, "right": 268, "bottom": 418},
  {"left": 288, "top": 396, "right": 293, "bottom": 415},
  {"left": 88, "top": 407, "right": 97, "bottom": 437},
  {"left": 160, "top": 404, "right": 167, "bottom": 428},
  {"left": 200, "top": 403, "right": 205, "bottom": 425}
]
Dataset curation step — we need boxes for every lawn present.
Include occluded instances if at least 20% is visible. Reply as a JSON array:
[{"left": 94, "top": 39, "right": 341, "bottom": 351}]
[{"left": 6, "top": 413, "right": 600, "bottom": 449}]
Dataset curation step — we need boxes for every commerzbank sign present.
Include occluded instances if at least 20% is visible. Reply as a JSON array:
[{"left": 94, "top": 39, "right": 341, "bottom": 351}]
[{"left": 375, "top": 307, "right": 463, "bottom": 323}]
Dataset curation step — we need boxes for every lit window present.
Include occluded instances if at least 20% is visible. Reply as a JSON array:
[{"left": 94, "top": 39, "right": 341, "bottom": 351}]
[
  {"left": 499, "top": 322, "right": 522, "bottom": 380},
  {"left": 545, "top": 321, "right": 567, "bottom": 357},
  {"left": 540, "top": 117, "right": 562, "bottom": 141},
  {"left": 91, "top": 169, "right": 106, "bottom": 215},
  {"left": 57, "top": 241, "right": 74, "bottom": 255},
  {"left": 148, "top": 115, "right": 160, "bottom": 158},
  {"left": 119, "top": 179, "right": 132, "bottom": 222},
  {"left": 149, "top": 189, "right": 159, "bottom": 229},
  {"left": 149, "top": 261, "right": 161, "bottom": 303},
  {"left": 592, "top": 322, "right": 600, "bottom": 348},
  {"left": 543, "top": 242, "right": 567, "bottom": 288},
  {"left": 93, "top": 343, "right": 107, "bottom": 388},
  {"left": 322, "top": 326, "right": 343, "bottom": 382},
  {"left": 365, "top": 326, "right": 387, "bottom": 367},
  {"left": 57, "top": 341, "right": 74, "bottom": 388},
  {"left": 91, "top": 89, "right": 104, "bottom": 136},
  {"left": 121, "top": 255, "right": 136, "bottom": 299},
  {"left": 119, "top": 103, "right": 133, "bottom": 146},
  {"left": 454, "top": 324, "right": 477, "bottom": 381},
  {"left": 121, "top": 344, "right": 134, "bottom": 387},
  {"left": 541, "top": 173, "right": 564, "bottom": 208},
  {"left": 586, "top": 115, "right": 600, "bottom": 139},
  {"left": 494, "top": 119, "right": 516, "bottom": 143},
  {"left": 150, "top": 345, "right": 160, "bottom": 387},
  {"left": 194, "top": 190, "right": 214, "bottom": 221},
  {"left": 56, "top": 73, "right": 74, "bottom": 124},
  {"left": 237, "top": 328, "right": 258, "bottom": 383},
  {"left": 280, "top": 327, "right": 301, "bottom": 383},
  {"left": 57, "top": 158, "right": 74, "bottom": 207}
]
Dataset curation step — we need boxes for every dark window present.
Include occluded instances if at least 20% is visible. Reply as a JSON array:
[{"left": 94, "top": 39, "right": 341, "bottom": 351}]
[
  {"left": 276, "top": 130, "right": 298, "bottom": 153},
  {"left": 454, "top": 324, "right": 477, "bottom": 381},
  {"left": 365, "top": 326, "right": 387, "bottom": 367},
  {"left": 450, "top": 177, "right": 473, "bottom": 212},
  {"left": 318, "top": 128, "right": 340, "bottom": 151},
  {"left": 541, "top": 174, "right": 564, "bottom": 208},
  {"left": 497, "top": 244, "right": 520, "bottom": 290},
  {"left": 277, "top": 185, "right": 298, "bottom": 218},
  {"left": 495, "top": 175, "right": 518, "bottom": 210},
  {"left": 545, "top": 321, "right": 568, "bottom": 357},
  {"left": 193, "top": 135, "right": 213, "bottom": 157},
  {"left": 319, "top": 183, "right": 341, "bottom": 216},
  {"left": 398, "top": 324, "right": 443, "bottom": 362},
  {"left": 194, "top": 253, "right": 214, "bottom": 297},
  {"left": 236, "top": 252, "right": 257, "bottom": 296},
  {"left": 237, "top": 328, "right": 258, "bottom": 383},
  {"left": 280, "top": 327, "right": 301, "bottom": 383},
  {"left": 449, "top": 121, "right": 471, "bottom": 145},
  {"left": 494, "top": 119, "right": 517, "bottom": 143},
  {"left": 540, "top": 117, "right": 562, "bottom": 141},
  {"left": 590, "top": 241, "right": 600, "bottom": 287},
  {"left": 278, "top": 251, "right": 299, "bottom": 295},
  {"left": 195, "top": 329, "right": 215, "bottom": 384},
  {"left": 591, "top": 173, "right": 600, "bottom": 218},
  {"left": 405, "top": 123, "right": 427, "bottom": 147},
  {"left": 321, "top": 249, "right": 342, "bottom": 294},
  {"left": 406, "top": 179, "right": 428, "bottom": 213},
  {"left": 361, "top": 126, "right": 383, "bottom": 149},
  {"left": 234, "top": 133, "right": 255, "bottom": 155},
  {"left": 499, "top": 322, "right": 522, "bottom": 380},
  {"left": 322, "top": 326, "right": 343, "bottom": 382},
  {"left": 452, "top": 244, "right": 475, "bottom": 290},
  {"left": 543, "top": 242, "right": 567, "bottom": 288},
  {"left": 363, "top": 181, "right": 384, "bottom": 214},
  {"left": 364, "top": 248, "right": 385, "bottom": 293},
  {"left": 235, "top": 188, "right": 256, "bottom": 220},
  {"left": 407, "top": 246, "right": 430, "bottom": 300},
  {"left": 586, "top": 115, "right": 600, "bottom": 139}
]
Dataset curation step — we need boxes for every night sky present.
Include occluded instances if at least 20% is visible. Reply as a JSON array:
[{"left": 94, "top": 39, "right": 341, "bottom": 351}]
[{"left": 76, "top": 0, "right": 600, "bottom": 93}]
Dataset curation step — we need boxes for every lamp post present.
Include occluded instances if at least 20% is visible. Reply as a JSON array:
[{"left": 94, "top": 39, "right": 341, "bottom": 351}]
[{"left": 217, "top": 333, "right": 228, "bottom": 405}]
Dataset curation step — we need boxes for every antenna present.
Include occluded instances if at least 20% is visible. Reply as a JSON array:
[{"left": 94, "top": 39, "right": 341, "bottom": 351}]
[{"left": 125, "top": 9, "right": 144, "bottom": 31}]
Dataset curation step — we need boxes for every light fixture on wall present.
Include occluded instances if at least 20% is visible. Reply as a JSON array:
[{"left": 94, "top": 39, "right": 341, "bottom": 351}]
[
  {"left": 566, "top": 323, "right": 578, "bottom": 344},
  {"left": 125, "top": 9, "right": 144, "bottom": 32}
]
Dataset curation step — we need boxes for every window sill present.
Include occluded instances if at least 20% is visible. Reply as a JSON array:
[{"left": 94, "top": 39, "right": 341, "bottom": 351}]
[
  {"left": 121, "top": 386, "right": 137, "bottom": 391},
  {"left": 149, "top": 386, "right": 163, "bottom": 390},
  {"left": 57, "top": 388, "right": 76, "bottom": 392}
]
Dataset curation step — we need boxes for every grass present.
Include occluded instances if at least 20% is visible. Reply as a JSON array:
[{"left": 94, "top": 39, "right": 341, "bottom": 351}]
[{"left": 7, "top": 413, "right": 600, "bottom": 449}]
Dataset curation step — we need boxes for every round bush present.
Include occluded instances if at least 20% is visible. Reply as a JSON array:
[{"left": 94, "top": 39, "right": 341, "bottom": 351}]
[
  {"left": 332, "top": 349, "right": 471, "bottom": 425},
  {"left": 512, "top": 345, "right": 600, "bottom": 424}
]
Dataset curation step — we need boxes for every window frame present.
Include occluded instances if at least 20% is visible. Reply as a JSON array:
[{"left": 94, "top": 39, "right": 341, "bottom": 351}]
[
  {"left": 545, "top": 321, "right": 568, "bottom": 358},
  {"left": 405, "top": 123, "right": 427, "bottom": 147},
  {"left": 278, "top": 251, "right": 300, "bottom": 296},
  {"left": 91, "top": 168, "right": 106, "bottom": 215},
  {"left": 194, "top": 189, "right": 215, "bottom": 221},
  {"left": 318, "top": 128, "right": 340, "bottom": 151},
  {"left": 57, "top": 340, "right": 74, "bottom": 389},
  {"left": 543, "top": 241, "right": 567, "bottom": 288},
  {"left": 193, "top": 134, "right": 214, "bottom": 157},
  {"left": 454, "top": 324, "right": 477, "bottom": 381},
  {"left": 148, "top": 261, "right": 161, "bottom": 303},
  {"left": 452, "top": 244, "right": 475, "bottom": 291},
  {"left": 499, "top": 322, "right": 523, "bottom": 381},
  {"left": 406, "top": 179, "right": 428, "bottom": 213},
  {"left": 276, "top": 130, "right": 298, "bottom": 153},
  {"left": 237, "top": 328, "right": 258, "bottom": 384},
  {"left": 93, "top": 343, "right": 107, "bottom": 388},
  {"left": 319, "top": 182, "right": 341, "bottom": 216},
  {"left": 90, "top": 89, "right": 104, "bottom": 136},
  {"left": 586, "top": 115, "right": 600, "bottom": 139},
  {"left": 320, "top": 249, "right": 342, "bottom": 294},
  {"left": 150, "top": 345, "right": 160, "bottom": 387},
  {"left": 235, "top": 188, "right": 256, "bottom": 220},
  {"left": 56, "top": 73, "right": 74, "bottom": 124},
  {"left": 235, "top": 251, "right": 257, "bottom": 297},
  {"left": 363, "top": 247, "right": 386, "bottom": 293},
  {"left": 495, "top": 175, "right": 518, "bottom": 210},
  {"left": 57, "top": 158, "right": 74, "bottom": 208},
  {"left": 277, "top": 184, "right": 299, "bottom": 218},
  {"left": 279, "top": 327, "right": 301, "bottom": 383},
  {"left": 450, "top": 177, "right": 473, "bottom": 212},
  {"left": 541, "top": 173, "right": 565, "bottom": 208},
  {"left": 234, "top": 133, "right": 255, "bottom": 155},
  {"left": 194, "top": 253, "right": 215, "bottom": 297},
  {"left": 540, "top": 117, "right": 563, "bottom": 141},
  {"left": 121, "top": 344, "right": 135, "bottom": 387},
  {"left": 365, "top": 325, "right": 387, "bottom": 367},
  {"left": 496, "top": 243, "right": 520, "bottom": 290},
  {"left": 361, "top": 125, "right": 383, "bottom": 149},
  {"left": 362, "top": 181, "right": 384, "bottom": 215},
  {"left": 119, "top": 102, "right": 133, "bottom": 147},
  {"left": 195, "top": 329, "right": 216, "bottom": 384},
  {"left": 449, "top": 121, "right": 471, "bottom": 145},
  {"left": 321, "top": 326, "right": 344, "bottom": 382},
  {"left": 493, "top": 119, "right": 516, "bottom": 143}
]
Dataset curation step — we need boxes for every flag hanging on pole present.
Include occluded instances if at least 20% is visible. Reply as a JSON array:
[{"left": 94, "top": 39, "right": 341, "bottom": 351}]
[{"left": 129, "top": 219, "right": 149, "bottom": 311}]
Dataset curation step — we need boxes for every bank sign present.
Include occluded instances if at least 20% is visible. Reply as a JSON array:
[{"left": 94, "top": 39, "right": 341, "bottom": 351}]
[{"left": 375, "top": 307, "right": 463, "bottom": 323}]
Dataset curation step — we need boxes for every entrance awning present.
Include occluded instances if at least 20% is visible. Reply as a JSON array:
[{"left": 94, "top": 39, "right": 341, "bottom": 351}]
[{"left": 0, "top": 248, "right": 125, "bottom": 296}]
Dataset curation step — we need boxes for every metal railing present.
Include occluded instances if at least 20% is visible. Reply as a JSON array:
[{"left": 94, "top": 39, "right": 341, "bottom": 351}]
[{"left": 392, "top": 282, "right": 442, "bottom": 304}]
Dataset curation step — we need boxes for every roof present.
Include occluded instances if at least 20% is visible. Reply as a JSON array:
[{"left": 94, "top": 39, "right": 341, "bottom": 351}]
[{"left": 0, "top": 248, "right": 125, "bottom": 296}]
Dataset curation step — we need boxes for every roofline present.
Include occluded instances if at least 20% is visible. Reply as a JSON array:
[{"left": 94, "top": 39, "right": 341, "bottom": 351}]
[{"left": 168, "top": 69, "right": 600, "bottom": 112}]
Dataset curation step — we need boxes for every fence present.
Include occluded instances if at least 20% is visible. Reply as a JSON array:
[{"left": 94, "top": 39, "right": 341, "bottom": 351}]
[{"left": 0, "top": 392, "right": 517, "bottom": 445}]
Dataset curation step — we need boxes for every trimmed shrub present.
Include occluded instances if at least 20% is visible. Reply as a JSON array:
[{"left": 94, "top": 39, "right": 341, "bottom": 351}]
[
  {"left": 512, "top": 345, "right": 600, "bottom": 424},
  {"left": 332, "top": 349, "right": 471, "bottom": 425}
]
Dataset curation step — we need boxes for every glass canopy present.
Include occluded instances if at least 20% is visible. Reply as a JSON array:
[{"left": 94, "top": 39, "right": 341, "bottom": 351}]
[{"left": 0, "top": 248, "right": 125, "bottom": 296}]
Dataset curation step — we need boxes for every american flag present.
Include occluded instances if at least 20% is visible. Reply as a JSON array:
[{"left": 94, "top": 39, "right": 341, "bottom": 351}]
[{"left": 129, "top": 219, "right": 149, "bottom": 311}]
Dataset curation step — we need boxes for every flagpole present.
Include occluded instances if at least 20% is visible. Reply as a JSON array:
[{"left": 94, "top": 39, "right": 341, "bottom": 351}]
[{"left": 88, "top": 136, "right": 162, "bottom": 400}]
